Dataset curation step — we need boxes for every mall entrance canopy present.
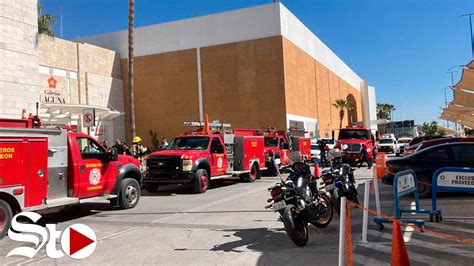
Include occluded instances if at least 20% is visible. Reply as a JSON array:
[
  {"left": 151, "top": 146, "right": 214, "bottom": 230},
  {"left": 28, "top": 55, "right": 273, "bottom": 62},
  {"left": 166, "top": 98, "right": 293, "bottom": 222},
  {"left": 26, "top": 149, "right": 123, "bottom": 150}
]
[
  {"left": 440, "top": 60, "right": 474, "bottom": 128},
  {"left": 40, "top": 103, "right": 124, "bottom": 125}
]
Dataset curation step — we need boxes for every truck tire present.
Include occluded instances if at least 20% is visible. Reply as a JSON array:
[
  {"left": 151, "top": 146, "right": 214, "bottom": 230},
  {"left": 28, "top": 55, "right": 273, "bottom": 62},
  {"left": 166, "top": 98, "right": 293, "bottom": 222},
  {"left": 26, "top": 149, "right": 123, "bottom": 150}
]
[
  {"left": 194, "top": 169, "right": 210, "bottom": 194},
  {"left": 144, "top": 183, "right": 160, "bottom": 193},
  {"left": 242, "top": 164, "right": 258, "bottom": 182},
  {"left": 0, "top": 199, "right": 13, "bottom": 239},
  {"left": 118, "top": 178, "right": 140, "bottom": 209}
]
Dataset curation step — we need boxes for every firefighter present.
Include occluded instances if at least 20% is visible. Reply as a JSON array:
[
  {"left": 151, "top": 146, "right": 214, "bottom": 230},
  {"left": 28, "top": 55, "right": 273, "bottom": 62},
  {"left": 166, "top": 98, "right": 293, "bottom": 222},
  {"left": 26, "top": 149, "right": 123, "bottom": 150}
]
[
  {"left": 130, "top": 136, "right": 150, "bottom": 164},
  {"left": 358, "top": 144, "right": 372, "bottom": 169}
]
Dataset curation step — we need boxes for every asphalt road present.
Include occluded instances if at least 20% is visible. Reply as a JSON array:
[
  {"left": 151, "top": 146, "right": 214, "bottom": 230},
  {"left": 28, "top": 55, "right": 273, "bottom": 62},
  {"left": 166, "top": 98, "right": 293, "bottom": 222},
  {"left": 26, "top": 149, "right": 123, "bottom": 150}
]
[{"left": 1, "top": 158, "right": 473, "bottom": 265}]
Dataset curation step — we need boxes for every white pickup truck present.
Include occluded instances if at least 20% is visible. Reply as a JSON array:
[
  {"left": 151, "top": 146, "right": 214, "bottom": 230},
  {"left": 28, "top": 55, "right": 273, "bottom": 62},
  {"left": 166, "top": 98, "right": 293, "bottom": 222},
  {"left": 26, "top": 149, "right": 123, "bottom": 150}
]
[
  {"left": 395, "top": 137, "right": 413, "bottom": 156},
  {"left": 377, "top": 137, "right": 397, "bottom": 154}
]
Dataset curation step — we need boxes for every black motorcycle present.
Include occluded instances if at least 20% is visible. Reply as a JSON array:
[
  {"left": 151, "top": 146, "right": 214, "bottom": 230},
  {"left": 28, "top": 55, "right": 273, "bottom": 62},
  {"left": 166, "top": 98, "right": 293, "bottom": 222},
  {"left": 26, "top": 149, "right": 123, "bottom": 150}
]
[
  {"left": 320, "top": 156, "right": 359, "bottom": 215},
  {"left": 265, "top": 161, "right": 333, "bottom": 247}
]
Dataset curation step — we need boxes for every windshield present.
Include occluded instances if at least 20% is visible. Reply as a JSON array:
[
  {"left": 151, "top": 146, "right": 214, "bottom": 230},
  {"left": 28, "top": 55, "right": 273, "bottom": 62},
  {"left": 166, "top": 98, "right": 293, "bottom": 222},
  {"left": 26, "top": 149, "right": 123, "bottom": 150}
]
[
  {"left": 168, "top": 137, "right": 210, "bottom": 150},
  {"left": 379, "top": 139, "right": 394, "bottom": 144},
  {"left": 311, "top": 145, "right": 320, "bottom": 150},
  {"left": 339, "top": 130, "right": 370, "bottom": 140},
  {"left": 264, "top": 137, "right": 278, "bottom": 147},
  {"left": 322, "top": 138, "right": 335, "bottom": 145},
  {"left": 398, "top": 139, "right": 411, "bottom": 144}
]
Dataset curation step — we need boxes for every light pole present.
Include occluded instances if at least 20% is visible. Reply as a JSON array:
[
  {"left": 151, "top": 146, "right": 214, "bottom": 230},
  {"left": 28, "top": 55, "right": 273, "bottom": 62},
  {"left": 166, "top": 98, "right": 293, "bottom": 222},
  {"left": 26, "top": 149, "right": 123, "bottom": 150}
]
[
  {"left": 460, "top": 13, "right": 474, "bottom": 58},
  {"left": 447, "top": 70, "right": 457, "bottom": 131}
]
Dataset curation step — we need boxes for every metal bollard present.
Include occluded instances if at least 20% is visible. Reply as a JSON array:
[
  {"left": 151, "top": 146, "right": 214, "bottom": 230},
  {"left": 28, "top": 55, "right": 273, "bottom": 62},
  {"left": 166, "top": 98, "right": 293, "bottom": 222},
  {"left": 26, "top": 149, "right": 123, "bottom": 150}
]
[
  {"left": 338, "top": 196, "right": 346, "bottom": 266},
  {"left": 361, "top": 180, "right": 370, "bottom": 243}
]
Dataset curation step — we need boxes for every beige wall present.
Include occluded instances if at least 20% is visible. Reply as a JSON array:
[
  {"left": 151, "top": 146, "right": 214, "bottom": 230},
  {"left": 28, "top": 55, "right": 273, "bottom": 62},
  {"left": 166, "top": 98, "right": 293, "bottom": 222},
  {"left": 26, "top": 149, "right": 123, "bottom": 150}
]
[
  {"left": 282, "top": 37, "right": 363, "bottom": 137},
  {"left": 123, "top": 36, "right": 363, "bottom": 148},
  {"left": 200, "top": 36, "right": 287, "bottom": 131},
  {"left": 122, "top": 49, "right": 200, "bottom": 147},
  {"left": 38, "top": 36, "right": 125, "bottom": 142}
]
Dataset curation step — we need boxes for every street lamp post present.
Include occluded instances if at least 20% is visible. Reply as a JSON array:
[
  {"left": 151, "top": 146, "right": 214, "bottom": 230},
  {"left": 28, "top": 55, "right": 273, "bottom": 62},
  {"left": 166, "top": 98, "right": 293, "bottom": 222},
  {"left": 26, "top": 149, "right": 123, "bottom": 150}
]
[{"left": 460, "top": 13, "right": 474, "bottom": 58}]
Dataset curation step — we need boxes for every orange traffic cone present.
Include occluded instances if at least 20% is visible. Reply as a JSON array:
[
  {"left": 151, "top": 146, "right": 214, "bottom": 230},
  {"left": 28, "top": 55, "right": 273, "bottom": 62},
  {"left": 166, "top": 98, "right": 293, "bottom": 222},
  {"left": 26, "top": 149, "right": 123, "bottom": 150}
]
[
  {"left": 314, "top": 163, "right": 321, "bottom": 177},
  {"left": 391, "top": 220, "right": 411, "bottom": 266}
]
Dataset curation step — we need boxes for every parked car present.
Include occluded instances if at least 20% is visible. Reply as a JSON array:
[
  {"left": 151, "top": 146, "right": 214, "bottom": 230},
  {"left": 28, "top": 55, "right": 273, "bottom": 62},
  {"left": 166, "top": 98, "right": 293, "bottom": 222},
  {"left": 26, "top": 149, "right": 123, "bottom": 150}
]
[
  {"left": 415, "top": 137, "right": 474, "bottom": 153},
  {"left": 377, "top": 138, "right": 397, "bottom": 154},
  {"left": 396, "top": 137, "right": 412, "bottom": 156},
  {"left": 382, "top": 142, "right": 474, "bottom": 198},
  {"left": 403, "top": 135, "right": 446, "bottom": 156}
]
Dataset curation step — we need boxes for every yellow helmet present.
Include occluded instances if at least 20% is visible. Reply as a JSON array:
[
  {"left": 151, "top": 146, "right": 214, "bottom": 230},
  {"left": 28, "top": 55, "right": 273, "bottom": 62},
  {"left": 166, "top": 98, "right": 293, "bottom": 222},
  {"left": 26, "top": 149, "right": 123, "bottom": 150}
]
[{"left": 132, "top": 136, "right": 142, "bottom": 143}]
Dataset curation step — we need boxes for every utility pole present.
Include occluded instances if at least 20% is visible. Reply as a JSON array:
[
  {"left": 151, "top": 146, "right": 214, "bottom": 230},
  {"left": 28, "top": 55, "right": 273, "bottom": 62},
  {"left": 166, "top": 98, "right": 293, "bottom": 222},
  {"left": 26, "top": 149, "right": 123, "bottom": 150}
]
[
  {"left": 60, "top": 5, "right": 63, "bottom": 38},
  {"left": 460, "top": 13, "right": 474, "bottom": 58},
  {"left": 447, "top": 70, "right": 457, "bottom": 132},
  {"left": 128, "top": 0, "right": 136, "bottom": 140}
]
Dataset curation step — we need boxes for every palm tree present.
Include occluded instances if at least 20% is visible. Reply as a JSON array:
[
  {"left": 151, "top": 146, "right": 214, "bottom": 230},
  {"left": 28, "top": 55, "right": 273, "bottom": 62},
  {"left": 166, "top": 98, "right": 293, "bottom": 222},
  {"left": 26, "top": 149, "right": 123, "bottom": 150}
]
[
  {"left": 128, "top": 0, "right": 136, "bottom": 140},
  {"left": 333, "top": 99, "right": 354, "bottom": 129},
  {"left": 37, "top": 3, "right": 55, "bottom": 37},
  {"left": 376, "top": 103, "right": 396, "bottom": 121}
]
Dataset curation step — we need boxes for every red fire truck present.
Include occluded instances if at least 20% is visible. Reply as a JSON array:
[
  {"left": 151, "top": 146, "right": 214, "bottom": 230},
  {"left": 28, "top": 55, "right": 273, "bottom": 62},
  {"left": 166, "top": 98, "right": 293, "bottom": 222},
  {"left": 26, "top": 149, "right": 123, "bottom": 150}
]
[
  {"left": 335, "top": 125, "right": 378, "bottom": 165},
  {"left": 143, "top": 116, "right": 266, "bottom": 193},
  {"left": 0, "top": 115, "right": 142, "bottom": 238},
  {"left": 261, "top": 127, "right": 311, "bottom": 176}
]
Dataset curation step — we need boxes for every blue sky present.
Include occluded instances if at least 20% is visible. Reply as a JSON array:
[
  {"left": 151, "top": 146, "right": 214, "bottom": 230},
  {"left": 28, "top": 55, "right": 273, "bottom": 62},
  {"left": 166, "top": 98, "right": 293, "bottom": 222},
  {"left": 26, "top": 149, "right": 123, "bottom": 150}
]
[{"left": 42, "top": 0, "right": 474, "bottom": 124}]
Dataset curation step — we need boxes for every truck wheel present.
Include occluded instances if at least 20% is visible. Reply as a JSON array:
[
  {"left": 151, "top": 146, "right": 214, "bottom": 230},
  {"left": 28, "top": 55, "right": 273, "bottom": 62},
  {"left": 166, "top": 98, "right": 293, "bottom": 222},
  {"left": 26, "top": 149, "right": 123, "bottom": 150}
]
[
  {"left": 242, "top": 164, "right": 258, "bottom": 182},
  {"left": 0, "top": 200, "right": 13, "bottom": 239},
  {"left": 144, "top": 183, "right": 160, "bottom": 193},
  {"left": 118, "top": 178, "right": 140, "bottom": 209},
  {"left": 194, "top": 169, "right": 210, "bottom": 194}
]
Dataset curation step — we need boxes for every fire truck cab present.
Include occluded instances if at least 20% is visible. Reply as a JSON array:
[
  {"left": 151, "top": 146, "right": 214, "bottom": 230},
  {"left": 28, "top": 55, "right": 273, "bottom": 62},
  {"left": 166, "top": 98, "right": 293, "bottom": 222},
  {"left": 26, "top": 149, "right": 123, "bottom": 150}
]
[
  {"left": 143, "top": 116, "right": 266, "bottom": 194},
  {"left": 335, "top": 125, "right": 377, "bottom": 165},
  {"left": 0, "top": 116, "right": 142, "bottom": 239},
  {"left": 261, "top": 128, "right": 312, "bottom": 176}
]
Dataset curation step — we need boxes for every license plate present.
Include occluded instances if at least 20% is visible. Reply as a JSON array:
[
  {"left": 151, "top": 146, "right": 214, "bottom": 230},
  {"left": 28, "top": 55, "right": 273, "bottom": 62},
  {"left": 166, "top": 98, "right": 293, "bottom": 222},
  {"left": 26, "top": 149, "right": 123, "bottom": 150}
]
[
  {"left": 272, "top": 200, "right": 286, "bottom": 211},
  {"left": 325, "top": 183, "right": 335, "bottom": 191}
]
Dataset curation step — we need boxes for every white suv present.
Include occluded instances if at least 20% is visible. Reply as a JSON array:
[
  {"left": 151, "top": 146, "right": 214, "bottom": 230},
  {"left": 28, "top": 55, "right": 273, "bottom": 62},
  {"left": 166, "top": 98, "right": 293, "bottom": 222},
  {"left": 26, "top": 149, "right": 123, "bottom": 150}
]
[{"left": 377, "top": 137, "right": 397, "bottom": 154}]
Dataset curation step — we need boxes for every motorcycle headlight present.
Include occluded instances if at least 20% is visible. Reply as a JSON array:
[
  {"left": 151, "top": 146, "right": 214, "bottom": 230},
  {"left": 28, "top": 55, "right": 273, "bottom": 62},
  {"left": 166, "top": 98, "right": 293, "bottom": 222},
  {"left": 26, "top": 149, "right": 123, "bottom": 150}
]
[{"left": 182, "top": 159, "right": 193, "bottom": 172}]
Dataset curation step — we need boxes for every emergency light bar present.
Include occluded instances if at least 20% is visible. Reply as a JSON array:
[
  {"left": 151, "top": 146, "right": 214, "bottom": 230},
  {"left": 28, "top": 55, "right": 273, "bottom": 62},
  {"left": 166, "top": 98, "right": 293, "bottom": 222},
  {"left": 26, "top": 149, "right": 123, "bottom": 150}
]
[{"left": 183, "top": 121, "right": 231, "bottom": 128}]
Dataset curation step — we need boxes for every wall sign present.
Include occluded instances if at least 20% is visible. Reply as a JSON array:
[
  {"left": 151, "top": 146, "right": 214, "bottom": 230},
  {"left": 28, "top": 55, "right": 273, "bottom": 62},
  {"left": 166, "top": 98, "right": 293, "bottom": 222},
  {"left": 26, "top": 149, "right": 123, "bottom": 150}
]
[{"left": 40, "top": 75, "right": 67, "bottom": 104}]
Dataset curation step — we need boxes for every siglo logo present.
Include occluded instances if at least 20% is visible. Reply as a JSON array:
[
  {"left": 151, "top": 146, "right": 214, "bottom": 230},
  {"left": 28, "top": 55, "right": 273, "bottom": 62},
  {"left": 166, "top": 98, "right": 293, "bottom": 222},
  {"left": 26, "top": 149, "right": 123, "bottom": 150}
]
[{"left": 6, "top": 212, "right": 96, "bottom": 259}]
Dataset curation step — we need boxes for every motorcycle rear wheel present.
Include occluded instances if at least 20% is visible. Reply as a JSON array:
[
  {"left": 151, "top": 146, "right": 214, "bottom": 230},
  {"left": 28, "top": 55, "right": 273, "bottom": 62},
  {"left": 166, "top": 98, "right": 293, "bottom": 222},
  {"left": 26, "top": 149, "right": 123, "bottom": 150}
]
[
  {"left": 311, "top": 195, "right": 333, "bottom": 228},
  {"left": 282, "top": 209, "right": 308, "bottom": 247}
]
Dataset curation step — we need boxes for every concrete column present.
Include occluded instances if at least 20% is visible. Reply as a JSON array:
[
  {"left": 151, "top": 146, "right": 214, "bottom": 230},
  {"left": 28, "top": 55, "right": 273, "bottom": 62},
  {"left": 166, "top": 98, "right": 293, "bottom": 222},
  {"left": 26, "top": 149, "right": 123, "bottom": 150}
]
[{"left": 196, "top": 47, "right": 204, "bottom": 121}]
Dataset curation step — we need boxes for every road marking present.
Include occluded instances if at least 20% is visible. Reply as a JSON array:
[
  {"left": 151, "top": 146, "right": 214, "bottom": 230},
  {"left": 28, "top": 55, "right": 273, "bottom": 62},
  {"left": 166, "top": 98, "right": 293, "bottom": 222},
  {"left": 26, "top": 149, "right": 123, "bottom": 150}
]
[
  {"left": 368, "top": 230, "right": 474, "bottom": 259},
  {"left": 150, "top": 185, "right": 266, "bottom": 224},
  {"left": 357, "top": 241, "right": 451, "bottom": 264},
  {"left": 402, "top": 201, "right": 416, "bottom": 242}
]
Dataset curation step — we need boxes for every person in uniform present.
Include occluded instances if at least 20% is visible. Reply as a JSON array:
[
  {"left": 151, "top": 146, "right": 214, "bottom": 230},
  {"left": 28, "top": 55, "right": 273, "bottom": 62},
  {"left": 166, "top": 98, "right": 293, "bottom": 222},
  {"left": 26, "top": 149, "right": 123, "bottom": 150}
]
[{"left": 130, "top": 136, "right": 150, "bottom": 167}]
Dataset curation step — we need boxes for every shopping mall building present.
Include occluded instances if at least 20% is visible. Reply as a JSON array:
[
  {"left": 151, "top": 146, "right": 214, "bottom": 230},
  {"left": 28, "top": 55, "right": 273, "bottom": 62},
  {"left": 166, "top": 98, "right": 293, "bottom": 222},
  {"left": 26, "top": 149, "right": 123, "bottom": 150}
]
[{"left": 1, "top": 1, "right": 376, "bottom": 147}]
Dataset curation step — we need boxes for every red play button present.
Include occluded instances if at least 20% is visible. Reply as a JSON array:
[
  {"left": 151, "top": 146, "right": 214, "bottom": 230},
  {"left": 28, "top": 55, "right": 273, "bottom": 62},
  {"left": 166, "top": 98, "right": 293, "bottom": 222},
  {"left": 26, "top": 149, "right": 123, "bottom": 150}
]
[{"left": 61, "top": 224, "right": 97, "bottom": 259}]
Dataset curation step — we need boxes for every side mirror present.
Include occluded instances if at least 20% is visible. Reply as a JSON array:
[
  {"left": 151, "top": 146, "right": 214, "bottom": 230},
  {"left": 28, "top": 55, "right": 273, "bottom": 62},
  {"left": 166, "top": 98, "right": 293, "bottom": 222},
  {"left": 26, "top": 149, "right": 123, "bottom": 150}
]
[{"left": 109, "top": 149, "right": 119, "bottom": 161}]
